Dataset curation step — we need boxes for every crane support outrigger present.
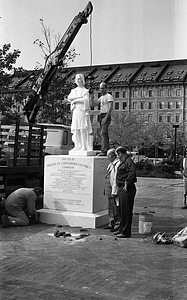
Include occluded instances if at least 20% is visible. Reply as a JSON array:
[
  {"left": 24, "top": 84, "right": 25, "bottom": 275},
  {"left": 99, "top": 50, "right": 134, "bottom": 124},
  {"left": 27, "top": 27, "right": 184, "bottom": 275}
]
[{"left": 23, "top": 2, "right": 93, "bottom": 123}]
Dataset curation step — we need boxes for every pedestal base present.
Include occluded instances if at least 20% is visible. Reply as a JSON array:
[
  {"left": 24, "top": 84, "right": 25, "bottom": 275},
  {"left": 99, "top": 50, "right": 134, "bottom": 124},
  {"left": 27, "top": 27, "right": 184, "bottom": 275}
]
[
  {"left": 37, "top": 208, "right": 108, "bottom": 229},
  {"left": 38, "top": 155, "right": 109, "bottom": 229}
]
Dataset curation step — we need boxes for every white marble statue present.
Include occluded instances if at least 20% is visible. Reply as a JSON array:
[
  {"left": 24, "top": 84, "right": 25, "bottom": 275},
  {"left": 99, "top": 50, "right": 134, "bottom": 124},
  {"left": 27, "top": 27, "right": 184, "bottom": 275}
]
[{"left": 68, "top": 74, "right": 92, "bottom": 151}]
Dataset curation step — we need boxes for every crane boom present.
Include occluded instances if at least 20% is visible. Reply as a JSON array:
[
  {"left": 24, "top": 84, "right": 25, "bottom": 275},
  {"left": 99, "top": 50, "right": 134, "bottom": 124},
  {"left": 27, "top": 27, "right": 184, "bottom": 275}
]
[{"left": 24, "top": 2, "right": 93, "bottom": 123}]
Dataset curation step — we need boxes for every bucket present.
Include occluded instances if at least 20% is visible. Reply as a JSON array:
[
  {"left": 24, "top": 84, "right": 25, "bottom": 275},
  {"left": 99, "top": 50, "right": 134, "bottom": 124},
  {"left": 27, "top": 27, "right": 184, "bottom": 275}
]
[{"left": 138, "top": 207, "right": 154, "bottom": 234}]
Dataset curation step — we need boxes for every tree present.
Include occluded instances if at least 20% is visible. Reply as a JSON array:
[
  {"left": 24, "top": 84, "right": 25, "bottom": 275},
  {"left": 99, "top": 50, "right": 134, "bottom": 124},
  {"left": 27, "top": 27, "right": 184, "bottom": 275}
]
[
  {"left": 0, "top": 44, "right": 21, "bottom": 124},
  {"left": 144, "top": 123, "right": 169, "bottom": 159},
  {"left": 33, "top": 19, "right": 79, "bottom": 124},
  {"left": 37, "top": 66, "right": 72, "bottom": 124},
  {"left": 0, "top": 43, "right": 21, "bottom": 88},
  {"left": 109, "top": 111, "right": 147, "bottom": 149}
]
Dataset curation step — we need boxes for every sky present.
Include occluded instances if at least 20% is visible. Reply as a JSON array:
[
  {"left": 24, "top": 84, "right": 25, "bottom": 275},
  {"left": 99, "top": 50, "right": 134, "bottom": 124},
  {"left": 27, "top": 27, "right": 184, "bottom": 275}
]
[{"left": 1, "top": 0, "right": 187, "bottom": 70}]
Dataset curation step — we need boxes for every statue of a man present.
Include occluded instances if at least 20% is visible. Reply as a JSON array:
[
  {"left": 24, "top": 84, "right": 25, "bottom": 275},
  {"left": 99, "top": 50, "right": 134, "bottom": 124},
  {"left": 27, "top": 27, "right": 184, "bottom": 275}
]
[{"left": 68, "top": 74, "right": 92, "bottom": 151}]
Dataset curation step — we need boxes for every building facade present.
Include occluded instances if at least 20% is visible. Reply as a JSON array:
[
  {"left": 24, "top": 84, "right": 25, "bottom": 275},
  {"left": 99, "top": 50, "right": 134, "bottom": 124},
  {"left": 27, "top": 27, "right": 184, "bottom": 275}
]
[
  {"left": 1, "top": 59, "right": 187, "bottom": 130},
  {"left": 62, "top": 60, "right": 187, "bottom": 131}
]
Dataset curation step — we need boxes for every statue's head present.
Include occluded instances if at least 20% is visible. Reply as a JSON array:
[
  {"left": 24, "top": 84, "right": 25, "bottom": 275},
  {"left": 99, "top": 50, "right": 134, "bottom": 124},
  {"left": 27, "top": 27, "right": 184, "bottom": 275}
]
[{"left": 75, "top": 74, "right": 85, "bottom": 86}]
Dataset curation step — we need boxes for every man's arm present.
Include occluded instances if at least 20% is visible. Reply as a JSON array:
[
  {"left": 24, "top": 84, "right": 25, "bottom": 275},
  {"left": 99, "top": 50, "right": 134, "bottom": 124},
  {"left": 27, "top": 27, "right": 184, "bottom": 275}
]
[
  {"left": 90, "top": 95, "right": 99, "bottom": 107},
  {"left": 26, "top": 193, "right": 37, "bottom": 215}
]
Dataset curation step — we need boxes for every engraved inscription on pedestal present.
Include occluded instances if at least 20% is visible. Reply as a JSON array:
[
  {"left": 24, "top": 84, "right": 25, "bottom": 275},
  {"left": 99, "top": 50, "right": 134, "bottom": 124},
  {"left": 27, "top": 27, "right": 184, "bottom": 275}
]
[{"left": 44, "top": 156, "right": 95, "bottom": 212}]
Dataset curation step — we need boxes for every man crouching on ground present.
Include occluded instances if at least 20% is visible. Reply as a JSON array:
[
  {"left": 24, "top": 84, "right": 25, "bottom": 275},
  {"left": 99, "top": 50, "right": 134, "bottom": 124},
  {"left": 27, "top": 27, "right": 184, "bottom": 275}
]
[{"left": 1, "top": 187, "right": 43, "bottom": 228}]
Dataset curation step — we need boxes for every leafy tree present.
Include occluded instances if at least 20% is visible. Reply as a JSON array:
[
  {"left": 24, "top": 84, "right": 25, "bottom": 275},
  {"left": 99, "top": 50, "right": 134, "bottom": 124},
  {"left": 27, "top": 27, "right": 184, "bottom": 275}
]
[
  {"left": 0, "top": 44, "right": 21, "bottom": 124},
  {"left": 0, "top": 43, "right": 21, "bottom": 88},
  {"left": 0, "top": 96, "right": 21, "bottom": 124},
  {"left": 33, "top": 19, "right": 79, "bottom": 124},
  {"left": 37, "top": 66, "right": 72, "bottom": 124},
  {"left": 109, "top": 111, "right": 147, "bottom": 149}
]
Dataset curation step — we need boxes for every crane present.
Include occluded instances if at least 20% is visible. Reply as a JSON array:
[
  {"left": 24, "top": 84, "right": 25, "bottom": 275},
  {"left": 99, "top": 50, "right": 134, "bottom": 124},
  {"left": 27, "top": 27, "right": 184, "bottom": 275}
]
[{"left": 23, "top": 2, "right": 93, "bottom": 123}]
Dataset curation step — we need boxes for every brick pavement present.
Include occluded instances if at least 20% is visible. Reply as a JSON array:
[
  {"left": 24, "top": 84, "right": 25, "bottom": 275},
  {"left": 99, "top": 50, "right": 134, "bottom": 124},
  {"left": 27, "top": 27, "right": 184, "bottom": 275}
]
[{"left": 0, "top": 177, "right": 187, "bottom": 300}]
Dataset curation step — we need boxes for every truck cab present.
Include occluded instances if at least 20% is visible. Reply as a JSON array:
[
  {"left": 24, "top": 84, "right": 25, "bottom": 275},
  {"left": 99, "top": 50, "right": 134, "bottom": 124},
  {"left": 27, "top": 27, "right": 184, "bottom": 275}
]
[{"left": 40, "top": 123, "right": 74, "bottom": 155}]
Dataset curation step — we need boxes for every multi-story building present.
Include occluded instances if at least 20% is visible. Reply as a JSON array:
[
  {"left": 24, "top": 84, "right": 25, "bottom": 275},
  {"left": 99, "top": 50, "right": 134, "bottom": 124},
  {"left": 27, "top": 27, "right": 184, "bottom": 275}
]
[
  {"left": 1, "top": 59, "right": 187, "bottom": 130},
  {"left": 62, "top": 59, "right": 187, "bottom": 132}
]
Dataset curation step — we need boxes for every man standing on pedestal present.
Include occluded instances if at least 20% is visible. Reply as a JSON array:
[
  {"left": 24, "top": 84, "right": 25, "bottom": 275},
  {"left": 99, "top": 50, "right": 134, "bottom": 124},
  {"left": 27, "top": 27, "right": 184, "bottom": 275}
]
[{"left": 91, "top": 82, "right": 113, "bottom": 156}]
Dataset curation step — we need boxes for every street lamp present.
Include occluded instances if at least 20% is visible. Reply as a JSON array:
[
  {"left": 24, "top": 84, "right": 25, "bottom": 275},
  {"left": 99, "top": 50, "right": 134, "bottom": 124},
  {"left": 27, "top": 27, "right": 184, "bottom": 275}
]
[{"left": 173, "top": 124, "right": 179, "bottom": 160}]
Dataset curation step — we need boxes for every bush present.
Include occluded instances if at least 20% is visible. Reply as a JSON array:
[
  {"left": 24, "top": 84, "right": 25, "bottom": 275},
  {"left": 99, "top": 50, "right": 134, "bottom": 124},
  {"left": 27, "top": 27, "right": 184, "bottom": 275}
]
[{"left": 136, "top": 161, "right": 175, "bottom": 178}]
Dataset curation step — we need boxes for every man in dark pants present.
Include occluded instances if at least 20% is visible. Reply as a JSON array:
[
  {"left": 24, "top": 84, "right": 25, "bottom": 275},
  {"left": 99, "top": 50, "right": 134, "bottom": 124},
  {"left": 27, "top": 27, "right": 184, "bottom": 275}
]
[
  {"left": 114, "top": 147, "right": 137, "bottom": 238},
  {"left": 90, "top": 82, "right": 113, "bottom": 156},
  {"left": 1, "top": 187, "right": 43, "bottom": 227}
]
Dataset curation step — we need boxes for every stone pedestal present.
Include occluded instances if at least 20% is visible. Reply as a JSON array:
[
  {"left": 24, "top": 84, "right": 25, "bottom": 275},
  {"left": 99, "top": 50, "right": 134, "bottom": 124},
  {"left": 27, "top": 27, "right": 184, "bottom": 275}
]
[{"left": 38, "top": 155, "right": 109, "bottom": 228}]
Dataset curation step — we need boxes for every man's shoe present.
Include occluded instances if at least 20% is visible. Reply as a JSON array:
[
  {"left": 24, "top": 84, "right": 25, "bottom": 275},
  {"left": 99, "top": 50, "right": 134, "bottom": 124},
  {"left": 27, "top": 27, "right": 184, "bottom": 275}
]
[
  {"left": 1, "top": 215, "right": 11, "bottom": 228},
  {"left": 104, "top": 224, "right": 114, "bottom": 229},
  {"left": 116, "top": 233, "right": 131, "bottom": 238},
  {"left": 97, "top": 152, "right": 107, "bottom": 157},
  {"left": 110, "top": 225, "right": 120, "bottom": 232},
  {"left": 114, "top": 230, "right": 122, "bottom": 235},
  {"left": 181, "top": 205, "right": 187, "bottom": 209}
]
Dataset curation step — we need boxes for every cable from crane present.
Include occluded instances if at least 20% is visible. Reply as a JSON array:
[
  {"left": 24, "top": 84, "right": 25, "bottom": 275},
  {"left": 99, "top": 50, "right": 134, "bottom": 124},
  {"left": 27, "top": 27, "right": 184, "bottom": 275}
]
[
  {"left": 88, "top": 11, "right": 94, "bottom": 150},
  {"left": 89, "top": 12, "right": 93, "bottom": 68}
]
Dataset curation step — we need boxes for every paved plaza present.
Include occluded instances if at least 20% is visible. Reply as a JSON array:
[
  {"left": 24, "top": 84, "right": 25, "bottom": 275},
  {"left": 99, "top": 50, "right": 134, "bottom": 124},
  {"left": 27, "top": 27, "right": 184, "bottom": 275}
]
[{"left": 0, "top": 177, "right": 187, "bottom": 300}]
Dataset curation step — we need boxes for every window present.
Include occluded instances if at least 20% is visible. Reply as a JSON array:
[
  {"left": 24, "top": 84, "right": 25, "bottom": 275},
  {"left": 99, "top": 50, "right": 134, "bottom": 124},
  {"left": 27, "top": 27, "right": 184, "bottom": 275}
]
[
  {"left": 132, "top": 102, "right": 137, "bottom": 110},
  {"left": 148, "top": 102, "right": 153, "bottom": 109},
  {"left": 123, "top": 102, "right": 127, "bottom": 110},
  {"left": 131, "top": 90, "right": 138, "bottom": 97},
  {"left": 176, "top": 101, "right": 181, "bottom": 109},
  {"left": 173, "top": 76, "right": 180, "bottom": 80},
  {"left": 159, "top": 115, "right": 163, "bottom": 122},
  {"left": 146, "top": 77, "right": 153, "bottom": 81},
  {"left": 168, "top": 101, "right": 172, "bottom": 109},
  {"left": 115, "top": 102, "right": 119, "bottom": 110},
  {"left": 149, "top": 90, "right": 153, "bottom": 97},
  {"left": 115, "top": 92, "right": 119, "bottom": 98},
  {"left": 176, "top": 114, "right": 180, "bottom": 123},
  {"left": 159, "top": 102, "right": 164, "bottom": 109},
  {"left": 140, "top": 90, "right": 145, "bottom": 97},
  {"left": 168, "top": 89, "right": 172, "bottom": 96},
  {"left": 123, "top": 91, "right": 127, "bottom": 98},
  {"left": 148, "top": 114, "right": 153, "bottom": 123},
  {"left": 164, "top": 76, "right": 171, "bottom": 80},
  {"left": 140, "top": 114, "right": 145, "bottom": 120},
  {"left": 167, "top": 115, "right": 171, "bottom": 123},
  {"left": 63, "top": 131, "right": 68, "bottom": 145},
  {"left": 176, "top": 89, "right": 181, "bottom": 96},
  {"left": 116, "top": 73, "right": 122, "bottom": 78},
  {"left": 141, "top": 101, "right": 145, "bottom": 109}
]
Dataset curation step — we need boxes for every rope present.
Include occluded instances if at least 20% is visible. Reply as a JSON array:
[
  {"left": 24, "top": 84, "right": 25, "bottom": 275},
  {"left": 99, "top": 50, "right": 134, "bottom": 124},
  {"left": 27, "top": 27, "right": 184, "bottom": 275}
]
[{"left": 89, "top": 13, "right": 93, "bottom": 67}]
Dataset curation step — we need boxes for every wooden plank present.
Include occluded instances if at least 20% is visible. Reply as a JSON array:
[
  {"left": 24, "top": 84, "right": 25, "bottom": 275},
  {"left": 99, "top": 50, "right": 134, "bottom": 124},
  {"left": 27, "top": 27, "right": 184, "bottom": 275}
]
[
  {"left": 0, "top": 165, "right": 43, "bottom": 174},
  {"left": 13, "top": 121, "right": 19, "bottom": 166}
]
